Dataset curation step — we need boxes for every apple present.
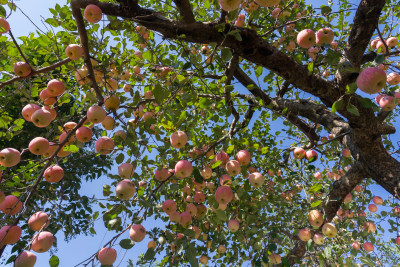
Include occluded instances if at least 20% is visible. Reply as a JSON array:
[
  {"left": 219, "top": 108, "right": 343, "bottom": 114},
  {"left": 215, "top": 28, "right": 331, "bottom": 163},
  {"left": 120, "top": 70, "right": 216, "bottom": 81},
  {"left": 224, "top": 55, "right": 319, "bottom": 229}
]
[
  {"left": 179, "top": 211, "right": 192, "bottom": 227},
  {"left": 331, "top": 41, "right": 338, "bottom": 49},
  {"left": 293, "top": 147, "right": 306, "bottom": 159},
  {"left": 174, "top": 160, "right": 193, "bottom": 179},
  {"left": 44, "top": 165, "right": 64, "bottom": 183},
  {"left": 118, "top": 163, "right": 135, "bottom": 179},
  {"left": 308, "top": 47, "right": 318, "bottom": 60},
  {"left": 356, "top": 67, "right": 386, "bottom": 94},
  {"left": 373, "top": 196, "right": 383, "bottom": 205},
  {"left": 95, "top": 137, "right": 114, "bottom": 155},
  {"left": 22, "top": 104, "right": 41, "bottom": 121},
  {"left": 216, "top": 150, "right": 229, "bottom": 163},
  {"left": 235, "top": 14, "right": 245, "bottom": 27},
  {"left": 98, "top": 247, "right": 117, "bottom": 265},
  {"left": 202, "top": 167, "right": 213, "bottom": 179},
  {"left": 47, "top": 79, "right": 65, "bottom": 97},
  {"left": 379, "top": 95, "right": 396, "bottom": 111},
  {"left": 297, "top": 29, "right": 316, "bottom": 49},
  {"left": 0, "top": 225, "right": 21, "bottom": 247},
  {"left": 31, "top": 231, "right": 54, "bottom": 253},
  {"left": 199, "top": 255, "right": 208, "bottom": 265},
  {"left": 43, "top": 106, "right": 57, "bottom": 120},
  {"left": 134, "top": 51, "right": 143, "bottom": 60},
  {"left": 364, "top": 222, "right": 376, "bottom": 233},
  {"left": 220, "top": 174, "right": 232, "bottom": 186},
  {"left": 215, "top": 185, "right": 233, "bottom": 204},
  {"left": 13, "top": 61, "right": 31, "bottom": 77},
  {"left": 186, "top": 203, "right": 197, "bottom": 217},
  {"left": 342, "top": 148, "right": 351, "bottom": 158},
  {"left": 316, "top": 28, "right": 334, "bottom": 46},
  {"left": 169, "top": 211, "right": 181, "bottom": 223},
  {"left": 305, "top": 150, "right": 318, "bottom": 162},
  {"left": 323, "top": 70, "right": 330, "bottom": 77},
  {"left": 217, "top": 244, "right": 226, "bottom": 254},
  {"left": 14, "top": 251, "right": 37, "bottom": 267},
  {"left": 363, "top": 242, "right": 374, "bottom": 252},
  {"left": 148, "top": 240, "right": 157, "bottom": 249},
  {"left": 104, "top": 95, "right": 120, "bottom": 111},
  {"left": 370, "top": 37, "right": 380, "bottom": 49},
  {"left": 225, "top": 160, "right": 241, "bottom": 175},
  {"left": 59, "top": 131, "right": 76, "bottom": 144},
  {"left": 57, "top": 146, "right": 71, "bottom": 158},
  {"left": 322, "top": 223, "right": 337, "bottom": 238},
  {"left": 39, "top": 89, "right": 57, "bottom": 106},
  {"left": 314, "top": 172, "right": 322, "bottom": 180},
  {"left": 31, "top": 109, "right": 52, "bottom": 128},
  {"left": 352, "top": 241, "right": 360, "bottom": 250},
  {"left": 155, "top": 168, "right": 170, "bottom": 181},
  {"left": 298, "top": 228, "right": 311, "bottom": 241},
  {"left": 76, "top": 126, "right": 93, "bottom": 142},
  {"left": 0, "top": 17, "right": 9, "bottom": 34},
  {"left": 255, "top": 0, "right": 280, "bottom": 7},
  {"left": 87, "top": 105, "right": 106, "bottom": 124},
  {"left": 28, "top": 211, "right": 49, "bottom": 231},
  {"left": 194, "top": 191, "right": 206, "bottom": 203},
  {"left": 387, "top": 72, "right": 400, "bottom": 85},
  {"left": 43, "top": 142, "right": 57, "bottom": 158},
  {"left": 0, "top": 148, "right": 21, "bottom": 167},
  {"left": 269, "top": 253, "right": 281, "bottom": 264},
  {"left": 249, "top": 172, "right": 264, "bottom": 188},
  {"left": 385, "top": 37, "right": 398, "bottom": 48},
  {"left": 75, "top": 67, "right": 89, "bottom": 85},
  {"left": 162, "top": 200, "right": 177, "bottom": 214},
  {"left": 313, "top": 233, "right": 324, "bottom": 245},
  {"left": 170, "top": 131, "right": 188, "bottom": 149},
  {"left": 227, "top": 219, "right": 239, "bottom": 232},
  {"left": 84, "top": 4, "right": 102, "bottom": 23},
  {"left": 368, "top": 204, "right": 377, "bottom": 212},
  {"left": 354, "top": 185, "right": 363, "bottom": 192},
  {"left": 376, "top": 40, "right": 386, "bottom": 53},
  {"left": 308, "top": 210, "right": 323, "bottom": 228},
  {"left": 114, "top": 130, "right": 127, "bottom": 141},
  {"left": 65, "top": 44, "right": 83, "bottom": 60},
  {"left": 343, "top": 193, "right": 352, "bottom": 203},
  {"left": 142, "top": 111, "right": 154, "bottom": 122},
  {"left": 116, "top": 179, "right": 136, "bottom": 200},
  {"left": 395, "top": 237, "right": 400, "bottom": 245},
  {"left": 129, "top": 224, "right": 146, "bottom": 242}
]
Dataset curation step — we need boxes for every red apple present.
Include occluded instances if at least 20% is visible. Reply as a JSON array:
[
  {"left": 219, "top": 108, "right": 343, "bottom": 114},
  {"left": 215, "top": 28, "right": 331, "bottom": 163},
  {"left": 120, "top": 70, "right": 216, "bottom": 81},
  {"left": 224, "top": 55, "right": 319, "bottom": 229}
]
[
  {"left": 293, "top": 147, "right": 306, "bottom": 159},
  {"left": 174, "top": 160, "right": 193, "bottom": 179},
  {"left": 39, "top": 89, "right": 57, "bottom": 105},
  {"left": 236, "top": 150, "right": 251, "bottom": 165},
  {"left": 297, "top": 29, "right": 316, "bottom": 49},
  {"left": 387, "top": 72, "right": 400, "bottom": 85},
  {"left": 373, "top": 196, "right": 383, "bottom": 205},
  {"left": 255, "top": 0, "right": 280, "bottom": 7},
  {"left": 169, "top": 211, "right": 181, "bottom": 223},
  {"left": 313, "top": 233, "right": 324, "bottom": 245},
  {"left": 31, "top": 231, "right": 54, "bottom": 253},
  {"left": 314, "top": 172, "right": 322, "bottom": 180},
  {"left": 14, "top": 251, "right": 37, "bottom": 267},
  {"left": 98, "top": 247, "right": 117, "bottom": 265},
  {"left": 186, "top": 203, "right": 197, "bottom": 217},
  {"left": 76, "top": 126, "right": 93, "bottom": 142},
  {"left": 0, "top": 225, "right": 21, "bottom": 247},
  {"left": 13, "top": 61, "right": 31, "bottom": 77},
  {"left": 368, "top": 204, "right": 377, "bottom": 212},
  {"left": 179, "top": 211, "right": 192, "bottom": 227},
  {"left": 225, "top": 160, "right": 241, "bottom": 176},
  {"left": 65, "top": 44, "right": 83, "bottom": 60},
  {"left": 227, "top": 219, "right": 239, "bottom": 232},
  {"left": 170, "top": 131, "right": 188, "bottom": 149},
  {"left": 0, "top": 148, "right": 21, "bottom": 167},
  {"left": 162, "top": 200, "right": 177, "bottom": 214},
  {"left": 31, "top": 109, "right": 52, "bottom": 128},
  {"left": 305, "top": 150, "right": 318, "bottom": 162},
  {"left": 28, "top": 211, "right": 49, "bottom": 231},
  {"left": 199, "top": 255, "right": 208, "bottom": 265},
  {"left": 87, "top": 105, "right": 106, "bottom": 124},
  {"left": 44, "top": 165, "right": 64, "bottom": 183},
  {"left": 352, "top": 241, "right": 360, "bottom": 250},
  {"left": 316, "top": 28, "right": 334, "bottom": 46},
  {"left": 84, "top": 4, "right": 102, "bottom": 23},
  {"left": 202, "top": 167, "right": 213, "bottom": 179},
  {"left": 118, "top": 163, "right": 135, "bottom": 179},
  {"left": 308, "top": 210, "right": 323, "bottom": 227},
  {"left": 194, "top": 191, "right": 206, "bottom": 203},
  {"left": 0, "top": 17, "right": 9, "bottom": 34},
  {"left": 155, "top": 168, "right": 170, "bottom": 181},
  {"left": 95, "top": 136, "right": 114, "bottom": 155},
  {"left": 129, "top": 224, "right": 146, "bottom": 242},
  {"left": 379, "top": 95, "right": 396, "bottom": 111},
  {"left": 249, "top": 172, "right": 264, "bottom": 188},
  {"left": 116, "top": 179, "right": 136, "bottom": 200},
  {"left": 298, "top": 228, "right": 311, "bottom": 241},
  {"left": 363, "top": 242, "right": 374, "bottom": 252},
  {"left": 47, "top": 79, "right": 65, "bottom": 97},
  {"left": 215, "top": 185, "right": 233, "bottom": 204},
  {"left": 22, "top": 104, "right": 41, "bottom": 122},
  {"left": 356, "top": 67, "right": 386, "bottom": 94}
]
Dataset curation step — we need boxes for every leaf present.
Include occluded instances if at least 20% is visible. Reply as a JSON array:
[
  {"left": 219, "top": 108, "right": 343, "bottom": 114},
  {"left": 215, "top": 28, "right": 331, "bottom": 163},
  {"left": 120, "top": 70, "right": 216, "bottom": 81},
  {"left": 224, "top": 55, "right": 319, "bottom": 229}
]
[
  {"left": 308, "top": 62, "right": 314, "bottom": 74},
  {"left": 186, "top": 244, "right": 199, "bottom": 267},
  {"left": 193, "top": 168, "right": 204, "bottom": 183},
  {"left": 153, "top": 83, "right": 167, "bottom": 103},
  {"left": 255, "top": 66, "right": 263, "bottom": 77},
  {"left": 221, "top": 48, "right": 232, "bottom": 62},
  {"left": 346, "top": 103, "right": 360, "bottom": 116},
  {"left": 215, "top": 209, "right": 228, "bottom": 221},
  {"left": 120, "top": 239, "right": 135, "bottom": 249},
  {"left": 226, "top": 144, "right": 235, "bottom": 154},
  {"left": 115, "top": 153, "right": 124, "bottom": 164},
  {"left": 49, "top": 255, "right": 60, "bottom": 267},
  {"left": 331, "top": 99, "right": 343, "bottom": 113},
  {"left": 320, "top": 5, "right": 332, "bottom": 15},
  {"left": 323, "top": 246, "right": 331, "bottom": 259},
  {"left": 0, "top": 5, "right": 6, "bottom": 17},
  {"left": 143, "top": 248, "right": 156, "bottom": 260},
  {"left": 374, "top": 54, "right": 385, "bottom": 64},
  {"left": 358, "top": 97, "right": 375, "bottom": 108},
  {"left": 311, "top": 200, "right": 321, "bottom": 207},
  {"left": 212, "top": 160, "right": 222, "bottom": 168},
  {"left": 309, "top": 184, "right": 321, "bottom": 193},
  {"left": 359, "top": 256, "right": 376, "bottom": 266}
]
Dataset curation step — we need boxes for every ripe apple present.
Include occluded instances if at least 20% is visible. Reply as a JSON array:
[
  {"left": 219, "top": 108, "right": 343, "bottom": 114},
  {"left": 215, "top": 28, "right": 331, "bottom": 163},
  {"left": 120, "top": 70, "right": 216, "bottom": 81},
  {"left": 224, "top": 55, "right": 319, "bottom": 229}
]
[
  {"left": 308, "top": 210, "right": 323, "bottom": 227},
  {"left": 322, "top": 223, "right": 337, "bottom": 238},
  {"left": 104, "top": 95, "right": 121, "bottom": 111},
  {"left": 194, "top": 191, "right": 206, "bottom": 203},
  {"left": 217, "top": 244, "right": 226, "bottom": 254},
  {"left": 255, "top": 0, "right": 280, "bottom": 7},
  {"left": 0, "top": 225, "right": 21, "bottom": 247},
  {"left": 379, "top": 95, "right": 396, "bottom": 111},
  {"left": 298, "top": 228, "right": 311, "bottom": 241},
  {"left": 235, "top": 150, "right": 251, "bottom": 166},
  {"left": 14, "top": 251, "right": 37, "bottom": 267},
  {"left": 162, "top": 200, "right": 177, "bottom": 214},
  {"left": 95, "top": 137, "right": 115, "bottom": 155},
  {"left": 65, "top": 44, "right": 83, "bottom": 60},
  {"left": 98, "top": 247, "right": 117, "bottom": 265},
  {"left": 395, "top": 237, "right": 400, "bottom": 245},
  {"left": 87, "top": 105, "right": 106, "bottom": 124},
  {"left": 215, "top": 150, "right": 229, "bottom": 163},
  {"left": 368, "top": 204, "right": 377, "bottom": 212},
  {"left": 186, "top": 203, "right": 197, "bottom": 217},
  {"left": 343, "top": 193, "right": 352, "bottom": 203},
  {"left": 84, "top": 4, "right": 102, "bottom": 23},
  {"left": 148, "top": 240, "right": 157, "bottom": 249},
  {"left": 363, "top": 242, "right": 374, "bottom": 252},
  {"left": 249, "top": 172, "right": 264, "bottom": 188},
  {"left": 180, "top": 211, "right": 192, "bottom": 227},
  {"left": 75, "top": 67, "right": 89, "bottom": 85},
  {"left": 331, "top": 41, "right": 338, "bottom": 49},
  {"left": 297, "top": 29, "right": 316, "bottom": 49},
  {"left": 386, "top": 37, "right": 398, "bottom": 48},
  {"left": 376, "top": 40, "right": 386, "bottom": 53},
  {"left": 342, "top": 148, "right": 351, "bottom": 158},
  {"left": 227, "top": 219, "right": 239, "bottom": 232},
  {"left": 199, "top": 255, "right": 208, "bottom": 265},
  {"left": 22, "top": 104, "right": 41, "bottom": 121},
  {"left": 129, "top": 224, "right": 146, "bottom": 242},
  {"left": 76, "top": 126, "right": 93, "bottom": 142},
  {"left": 43, "top": 106, "right": 57, "bottom": 120},
  {"left": 220, "top": 174, "right": 232, "bottom": 186},
  {"left": 313, "top": 233, "right": 324, "bottom": 245},
  {"left": 352, "top": 241, "right": 360, "bottom": 250},
  {"left": 39, "top": 89, "right": 57, "bottom": 106},
  {"left": 169, "top": 211, "right": 181, "bottom": 223},
  {"left": 0, "top": 148, "right": 21, "bottom": 167},
  {"left": 316, "top": 28, "right": 334, "bottom": 46},
  {"left": 293, "top": 147, "right": 306, "bottom": 159},
  {"left": 215, "top": 185, "right": 233, "bottom": 204},
  {"left": 31, "top": 231, "right": 54, "bottom": 253},
  {"left": 118, "top": 163, "right": 135, "bottom": 179},
  {"left": 356, "top": 67, "right": 386, "bottom": 94},
  {"left": 43, "top": 142, "right": 57, "bottom": 158},
  {"left": 44, "top": 165, "right": 64, "bottom": 183},
  {"left": 269, "top": 253, "right": 281, "bottom": 264},
  {"left": 0, "top": 17, "right": 9, "bottom": 34},
  {"left": 235, "top": 14, "right": 245, "bottom": 27},
  {"left": 31, "top": 109, "right": 52, "bottom": 128},
  {"left": 364, "top": 222, "right": 376, "bottom": 233},
  {"left": 47, "top": 79, "right": 65, "bottom": 97},
  {"left": 218, "top": 0, "right": 241, "bottom": 12},
  {"left": 354, "top": 185, "right": 363, "bottom": 192},
  {"left": 225, "top": 160, "right": 241, "bottom": 175},
  {"left": 387, "top": 72, "right": 400, "bottom": 85},
  {"left": 174, "top": 160, "right": 193, "bottom": 179},
  {"left": 155, "top": 168, "right": 170, "bottom": 181},
  {"left": 13, "top": 61, "right": 31, "bottom": 77},
  {"left": 314, "top": 172, "right": 322, "bottom": 180},
  {"left": 170, "top": 131, "right": 188, "bottom": 149},
  {"left": 305, "top": 150, "right": 318, "bottom": 162},
  {"left": 373, "top": 196, "right": 383, "bottom": 205},
  {"left": 116, "top": 179, "right": 136, "bottom": 200},
  {"left": 202, "top": 167, "right": 213, "bottom": 179},
  {"left": 307, "top": 47, "right": 318, "bottom": 60},
  {"left": 28, "top": 211, "right": 49, "bottom": 231}
]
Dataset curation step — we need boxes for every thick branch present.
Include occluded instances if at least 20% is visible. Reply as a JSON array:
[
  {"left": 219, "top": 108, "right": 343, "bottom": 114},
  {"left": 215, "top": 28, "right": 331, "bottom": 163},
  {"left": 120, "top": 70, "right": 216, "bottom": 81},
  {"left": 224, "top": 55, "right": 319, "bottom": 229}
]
[{"left": 173, "top": 0, "right": 195, "bottom": 23}]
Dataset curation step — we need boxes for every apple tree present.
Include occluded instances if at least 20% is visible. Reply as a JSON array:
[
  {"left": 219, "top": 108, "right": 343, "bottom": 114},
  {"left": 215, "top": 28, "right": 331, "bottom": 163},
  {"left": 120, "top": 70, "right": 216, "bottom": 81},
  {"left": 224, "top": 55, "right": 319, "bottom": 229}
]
[{"left": 0, "top": 0, "right": 400, "bottom": 266}]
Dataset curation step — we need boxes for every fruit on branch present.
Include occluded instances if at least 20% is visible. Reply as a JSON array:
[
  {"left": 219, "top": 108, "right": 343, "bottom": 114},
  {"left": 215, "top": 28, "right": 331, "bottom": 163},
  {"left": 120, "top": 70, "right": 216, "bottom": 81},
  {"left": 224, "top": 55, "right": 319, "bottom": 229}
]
[
  {"left": 39, "top": 89, "right": 57, "bottom": 106},
  {"left": 84, "top": 4, "right": 102, "bottom": 24},
  {"left": 305, "top": 150, "right": 318, "bottom": 162},
  {"left": 13, "top": 61, "right": 31, "bottom": 77},
  {"left": 148, "top": 240, "right": 157, "bottom": 249},
  {"left": 298, "top": 228, "right": 312, "bottom": 241},
  {"left": 322, "top": 223, "right": 337, "bottom": 238},
  {"left": 0, "top": 195, "right": 22, "bottom": 215},
  {"left": 297, "top": 29, "right": 316, "bottom": 49},
  {"left": 97, "top": 247, "right": 117, "bottom": 265},
  {"left": 307, "top": 47, "right": 318, "bottom": 60},
  {"left": 95, "top": 137, "right": 114, "bottom": 155},
  {"left": 75, "top": 67, "right": 89, "bottom": 85},
  {"left": 162, "top": 200, "right": 177, "bottom": 214},
  {"left": 142, "top": 111, "right": 154, "bottom": 122},
  {"left": 169, "top": 211, "right": 181, "bottom": 223},
  {"left": 194, "top": 191, "right": 206, "bottom": 203},
  {"left": 395, "top": 237, "right": 400, "bottom": 245},
  {"left": 0, "top": 225, "right": 21, "bottom": 247},
  {"left": 387, "top": 72, "right": 400, "bottom": 85},
  {"left": 179, "top": 211, "right": 192, "bottom": 227},
  {"left": 235, "top": 14, "right": 245, "bottom": 27},
  {"left": 22, "top": 104, "right": 41, "bottom": 122},
  {"left": 356, "top": 67, "right": 386, "bottom": 94},
  {"left": 155, "top": 168, "right": 170, "bottom": 181},
  {"left": 215, "top": 185, "right": 233, "bottom": 204},
  {"left": 312, "top": 233, "right": 324, "bottom": 245},
  {"left": 43, "top": 106, "right": 57, "bottom": 120},
  {"left": 59, "top": 131, "right": 76, "bottom": 144},
  {"left": 31, "top": 109, "right": 52, "bottom": 128},
  {"left": 0, "top": 17, "right": 9, "bottom": 34},
  {"left": 363, "top": 242, "right": 374, "bottom": 252},
  {"left": 269, "top": 253, "right": 281, "bottom": 264},
  {"left": 316, "top": 28, "right": 334, "bottom": 46},
  {"left": 343, "top": 193, "right": 352, "bottom": 203},
  {"left": 174, "top": 160, "right": 193, "bottom": 179},
  {"left": 129, "top": 224, "right": 146, "bottom": 242},
  {"left": 104, "top": 95, "right": 121, "bottom": 111},
  {"left": 373, "top": 196, "right": 383, "bottom": 205},
  {"left": 364, "top": 222, "right": 376, "bottom": 233},
  {"left": 352, "top": 241, "right": 360, "bottom": 250},
  {"left": 118, "top": 163, "right": 135, "bottom": 179},
  {"left": 308, "top": 210, "right": 323, "bottom": 227},
  {"left": 199, "top": 255, "right": 208, "bottom": 265},
  {"left": 65, "top": 44, "right": 83, "bottom": 60},
  {"left": 44, "top": 165, "right": 64, "bottom": 183},
  {"left": 14, "top": 251, "right": 37, "bottom": 267},
  {"left": 314, "top": 172, "right": 322, "bottom": 180},
  {"left": 170, "top": 131, "right": 188, "bottom": 149},
  {"left": 227, "top": 219, "right": 239, "bottom": 232},
  {"left": 386, "top": 37, "right": 398, "bottom": 48},
  {"left": 215, "top": 150, "right": 229, "bottom": 164},
  {"left": 0, "top": 148, "right": 21, "bottom": 167},
  {"left": 31, "top": 231, "right": 54, "bottom": 253},
  {"left": 202, "top": 167, "right": 213, "bottom": 179},
  {"left": 379, "top": 95, "right": 396, "bottom": 111},
  {"left": 249, "top": 172, "right": 264, "bottom": 188},
  {"left": 255, "top": 0, "right": 280, "bottom": 7},
  {"left": 116, "top": 179, "right": 136, "bottom": 200},
  {"left": 342, "top": 148, "right": 351, "bottom": 158},
  {"left": 217, "top": 244, "right": 226, "bottom": 254},
  {"left": 76, "top": 126, "right": 93, "bottom": 142},
  {"left": 331, "top": 41, "right": 338, "bottom": 50},
  {"left": 236, "top": 150, "right": 251, "bottom": 166},
  {"left": 87, "top": 105, "right": 106, "bottom": 124},
  {"left": 47, "top": 79, "right": 65, "bottom": 97},
  {"left": 28, "top": 211, "right": 50, "bottom": 231},
  {"left": 225, "top": 160, "right": 241, "bottom": 175},
  {"left": 293, "top": 147, "right": 306, "bottom": 159},
  {"left": 376, "top": 40, "right": 386, "bottom": 53},
  {"left": 368, "top": 204, "right": 377, "bottom": 212}
]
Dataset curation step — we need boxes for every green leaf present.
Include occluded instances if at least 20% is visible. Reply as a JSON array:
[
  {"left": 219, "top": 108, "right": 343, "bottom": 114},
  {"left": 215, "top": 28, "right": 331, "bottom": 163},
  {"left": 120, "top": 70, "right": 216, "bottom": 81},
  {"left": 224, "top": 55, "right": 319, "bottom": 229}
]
[
  {"left": 226, "top": 144, "right": 235, "bottom": 154},
  {"left": 345, "top": 83, "right": 357, "bottom": 94},
  {"left": 324, "top": 246, "right": 331, "bottom": 259},
  {"left": 0, "top": 5, "right": 6, "bottom": 17},
  {"left": 143, "top": 248, "right": 156, "bottom": 260},
  {"left": 115, "top": 153, "right": 124, "bottom": 164},
  {"left": 49, "top": 255, "right": 59, "bottom": 267},
  {"left": 346, "top": 103, "right": 360, "bottom": 116},
  {"left": 153, "top": 83, "right": 167, "bottom": 103},
  {"left": 374, "top": 54, "right": 385, "bottom": 64},
  {"left": 320, "top": 5, "right": 332, "bottom": 15},
  {"left": 215, "top": 209, "right": 228, "bottom": 221},
  {"left": 358, "top": 97, "right": 375, "bottom": 108},
  {"left": 309, "top": 184, "right": 321, "bottom": 193},
  {"left": 359, "top": 256, "right": 376, "bottom": 266},
  {"left": 308, "top": 62, "right": 314, "bottom": 74},
  {"left": 311, "top": 200, "right": 321, "bottom": 207},
  {"left": 120, "top": 239, "right": 135, "bottom": 249},
  {"left": 255, "top": 66, "right": 263, "bottom": 77},
  {"left": 186, "top": 244, "right": 199, "bottom": 267},
  {"left": 212, "top": 160, "right": 222, "bottom": 168},
  {"left": 221, "top": 48, "right": 232, "bottom": 62},
  {"left": 331, "top": 99, "right": 344, "bottom": 113},
  {"left": 193, "top": 168, "right": 204, "bottom": 183}
]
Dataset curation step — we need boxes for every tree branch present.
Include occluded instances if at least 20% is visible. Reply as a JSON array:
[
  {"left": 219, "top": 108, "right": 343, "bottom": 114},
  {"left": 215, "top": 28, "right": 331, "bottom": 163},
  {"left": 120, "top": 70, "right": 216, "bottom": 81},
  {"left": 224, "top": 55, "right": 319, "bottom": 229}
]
[{"left": 173, "top": 0, "right": 195, "bottom": 23}]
